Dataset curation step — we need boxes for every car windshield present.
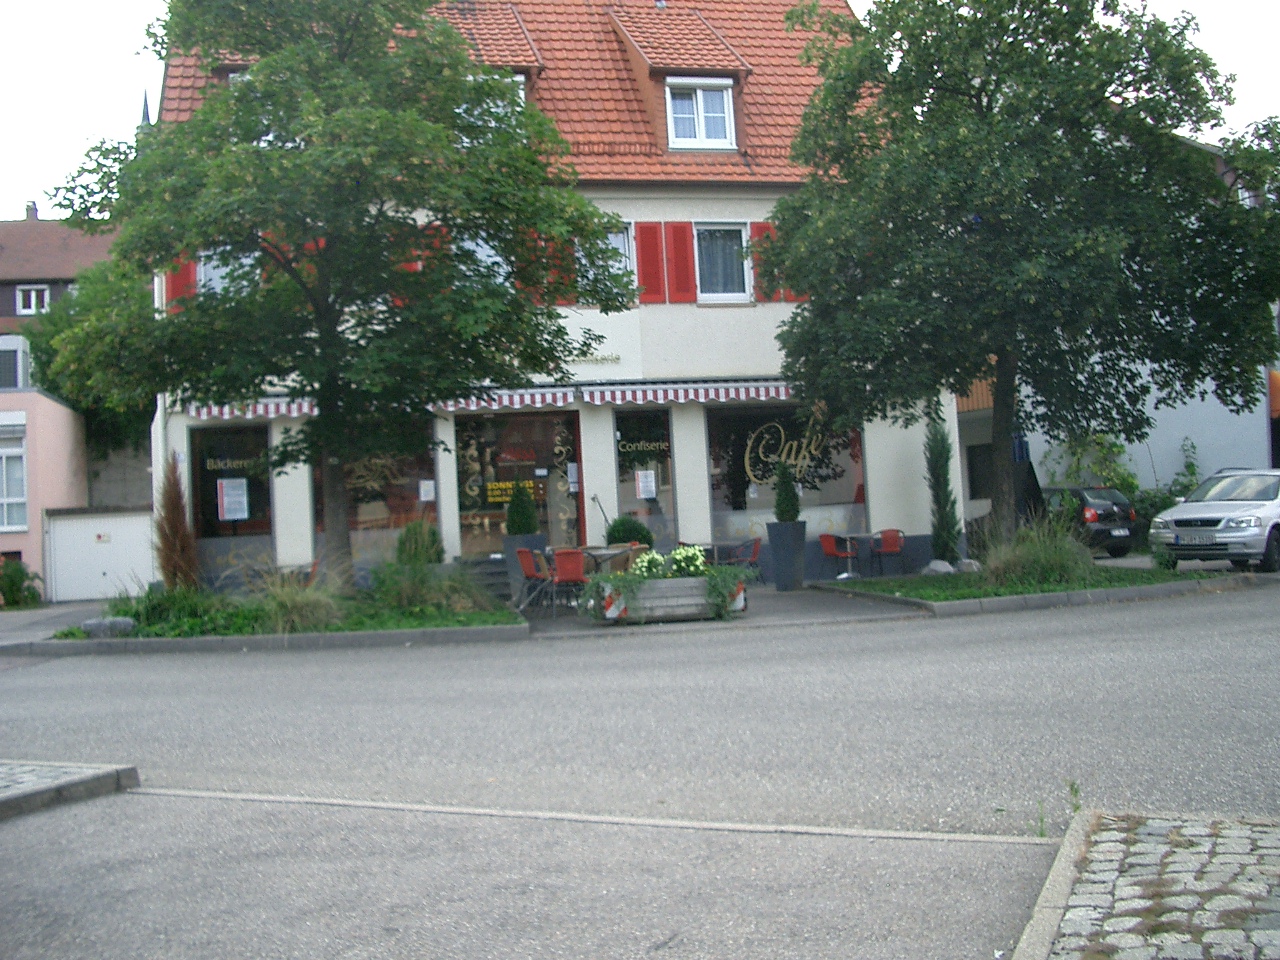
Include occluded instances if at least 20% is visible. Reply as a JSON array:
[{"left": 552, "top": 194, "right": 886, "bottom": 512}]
[
  {"left": 1186, "top": 474, "right": 1280, "bottom": 503},
  {"left": 1084, "top": 489, "right": 1130, "bottom": 506}
]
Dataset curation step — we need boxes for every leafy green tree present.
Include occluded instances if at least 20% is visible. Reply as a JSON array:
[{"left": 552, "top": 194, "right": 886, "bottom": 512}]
[
  {"left": 24, "top": 261, "right": 158, "bottom": 459},
  {"left": 55, "top": 0, "right": 634, "bottom": 582},
  {"left": 763, "top": 0, "right": 1280, "bottom": 541}
]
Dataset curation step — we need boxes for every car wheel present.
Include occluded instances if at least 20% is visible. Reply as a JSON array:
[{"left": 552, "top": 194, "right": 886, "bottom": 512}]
[
  {"left": 1260, "top": 529, "right": 1280, "bottom": 573},
  {"left": 1106, "top": 544, "right": 1130, "bottom": 559},
  {"left": 1231, "top": 559, "right": 1251, "bottom": 571}
]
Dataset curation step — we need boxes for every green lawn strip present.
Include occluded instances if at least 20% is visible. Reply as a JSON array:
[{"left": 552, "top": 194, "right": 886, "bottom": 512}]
[
  {"left": 836, "top": 567, "right": 1219, "bottom": 603},
  {"left": 94, "top": 600, "right": 519, "bottom": 639}
]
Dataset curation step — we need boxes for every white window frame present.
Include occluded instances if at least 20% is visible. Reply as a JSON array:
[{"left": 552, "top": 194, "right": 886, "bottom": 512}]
[
  {"left": 15, "top": 285, "right": 50, "bottom": 316},
  {"left": 0, "top": 418, "right": 26, "bottom": 532},
  {"left": 665, "top": 76, "right": 736, "bottom": 150},
  {"left": 693, "top": 222, "right": 752, "bottom": 304},
  {"left": 0, "top": 335, "right": 31, "bottom": 389},
  {"left": 606, "top": 223, "right": 634, "bottom": 278}
]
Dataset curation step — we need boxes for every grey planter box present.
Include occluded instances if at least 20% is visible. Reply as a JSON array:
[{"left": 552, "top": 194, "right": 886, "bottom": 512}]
[{"left": 601, "top": 577, "right": 745, "bottom": 624}]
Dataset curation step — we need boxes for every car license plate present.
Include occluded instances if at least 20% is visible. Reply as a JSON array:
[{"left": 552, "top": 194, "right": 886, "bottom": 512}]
[
  {"left": 1175, "top": 533, "right": 1214, "bottom": 545},
  {"left": 1111, "top": 528, "right": 1129, "bottom": 537}
]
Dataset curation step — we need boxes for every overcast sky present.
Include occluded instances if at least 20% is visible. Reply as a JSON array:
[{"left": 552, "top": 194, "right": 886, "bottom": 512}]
[{"left": 1, "top": 0, "right": 1277, "bottom": 223}]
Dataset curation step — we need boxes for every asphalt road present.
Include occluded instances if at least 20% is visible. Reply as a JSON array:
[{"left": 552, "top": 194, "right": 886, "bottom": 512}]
[{"left": 2, "top": 584, "right": 1277, "bottom": 958}]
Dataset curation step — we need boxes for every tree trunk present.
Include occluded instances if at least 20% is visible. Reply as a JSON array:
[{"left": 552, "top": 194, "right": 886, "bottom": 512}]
[
  {"left": 989, "top": 349, "right": 1020, "bottom": 544},
  {"left": 320, "top": 449, "right": 355, "bottom": 590}
]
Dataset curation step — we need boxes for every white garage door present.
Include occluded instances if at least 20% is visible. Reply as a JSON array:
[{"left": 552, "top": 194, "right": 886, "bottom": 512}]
[{"left": 46, "top": 511, "right": 158, "bottom": 602}]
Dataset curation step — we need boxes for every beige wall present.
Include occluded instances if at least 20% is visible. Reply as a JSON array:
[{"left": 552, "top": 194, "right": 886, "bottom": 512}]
[{"left": 0, "top": 391, "right": 89, "bottom": 593}]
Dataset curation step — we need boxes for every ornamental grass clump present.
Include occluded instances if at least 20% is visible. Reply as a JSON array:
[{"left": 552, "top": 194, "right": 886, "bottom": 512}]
[
  {"left": 250, "top": 567, "right": 341, "bottom": 634},
  {"left": 397, "top": 518, "right": 445, "bottom": 566},
  {"left": 983, "top": 517, "right": 1093, "bottom": 588},
  {"left": 371, "top": 562, "right": 496, "bottom": 614}
]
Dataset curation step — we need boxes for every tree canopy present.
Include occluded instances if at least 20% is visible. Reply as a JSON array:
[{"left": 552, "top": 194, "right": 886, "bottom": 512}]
[
  {"left": 55, "top": 0, "right": 634, "bottom": 578},
  {"left": 763, "top": 0, "right": 1280, "bottom": 538},
  {"left": 24, "top": 260, "right": 158, "bottom": 459}
]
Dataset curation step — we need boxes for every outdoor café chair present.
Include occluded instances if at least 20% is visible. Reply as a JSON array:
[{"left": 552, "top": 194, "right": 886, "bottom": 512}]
[
  {"left": 550, "top": 549, "right": 589, "bottom": 617},
  {"left": 819, "top": 533, "right": 858, "bottom": 579},
  {"left": 871, "top": 529, "right": 906, "bottom": 576}
]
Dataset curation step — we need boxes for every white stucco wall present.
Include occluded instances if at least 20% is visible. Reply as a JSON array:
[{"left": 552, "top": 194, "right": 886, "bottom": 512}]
[
  {"left": 670, "top": 403, "right": 714, "bottom": 544},
  {"left": 433, "top": 413, "right": 462, "bottom": 561},
  {"left": 577, "top": 404, "right": 618, "bottom": 545},
  {"left": 862, "top": 417, "right": 934, "bottom": 537},
  {"left": 269, "top": 419, "right": 314, "bottom": 568},
  {"left": 1027, "top": 379, "right": 1272, "bottom": 491}
]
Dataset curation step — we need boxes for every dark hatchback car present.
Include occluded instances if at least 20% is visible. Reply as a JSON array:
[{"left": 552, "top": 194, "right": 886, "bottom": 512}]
[{"left": 1043, "top": 486, "right": 1135, "bottom": 557}]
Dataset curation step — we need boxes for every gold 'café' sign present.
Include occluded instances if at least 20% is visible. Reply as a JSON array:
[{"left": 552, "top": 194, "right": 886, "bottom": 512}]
[{"left": 744, "top": 417, "right": 830, "bottom": 485}]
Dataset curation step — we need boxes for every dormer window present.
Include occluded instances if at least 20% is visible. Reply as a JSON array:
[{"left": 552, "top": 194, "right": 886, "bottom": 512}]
[{"left": 665, "top": 77, "right": 735, "bottom": 150}]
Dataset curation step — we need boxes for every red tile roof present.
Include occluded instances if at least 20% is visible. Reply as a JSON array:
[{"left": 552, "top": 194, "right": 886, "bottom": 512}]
[
  {"left": 441, "top": 2, "right": 543, "bottom": 72},
  {"left": 159, "top": 0, "right": 842, "bottom": 184},
  {"left": 0, "top": 217, "right": 114, "bottom": 284},
  {"left": 607, "top": 7, "right": 750, "bottom": 75}
]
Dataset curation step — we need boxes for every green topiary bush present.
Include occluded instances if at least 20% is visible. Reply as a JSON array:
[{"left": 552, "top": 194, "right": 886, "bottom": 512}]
[
  {"left": 773, "top": 461, "right": 800, "bottom": 523},
  {"left": 605, "top": 514, "right": 655, "bottom": 547},
  {"left": 505, "top": 481, "right": 540, "bottom": 535}
]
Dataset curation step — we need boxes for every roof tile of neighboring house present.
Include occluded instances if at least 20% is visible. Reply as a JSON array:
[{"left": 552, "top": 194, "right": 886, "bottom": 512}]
[
  {"left": 158, "top": 0, "right": 840, "bottom": 184},
  {"left": 0, "top": 219, "right": 114, "bottom": 284},
  {"left": 443, "top": 2, "right": 543, "bottom": 72},
  {"left": 605, "top": 7, "right": 749, "bottom": 74}
]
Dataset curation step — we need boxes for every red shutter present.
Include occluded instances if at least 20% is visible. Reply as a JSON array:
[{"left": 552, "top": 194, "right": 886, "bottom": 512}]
[
  {"left": 634, "top": 222, "right": 666, "bottom": 304},
  {"left": 167, "top": 258, "right": 197, "bottom": 312},
  {"left": 664, "top": 222, "right": 697, "bottom": 303},
  {"left": 749, "top": 222, "right": 782, "bottom": 303}
]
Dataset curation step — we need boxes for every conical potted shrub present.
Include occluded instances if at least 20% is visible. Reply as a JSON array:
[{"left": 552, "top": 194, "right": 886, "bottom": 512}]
[
  {"left": 502, "top": 480, "right": 546, "bottom": 603},
  {"left": 766, "top": 461, "right": 807, "bottom": 592}
]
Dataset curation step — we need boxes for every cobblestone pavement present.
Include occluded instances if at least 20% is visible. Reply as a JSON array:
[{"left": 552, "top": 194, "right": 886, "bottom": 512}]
[
  {"left": 1049, "top": 814, "right": 1280, "bottom": 960},
  {"left": 0, "top": 760, "right": 139, "bottom": 821}
]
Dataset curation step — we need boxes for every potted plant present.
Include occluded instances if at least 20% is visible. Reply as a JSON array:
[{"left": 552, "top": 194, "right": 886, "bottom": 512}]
[
  {"left": 587, "top": 546, "right": 750, "bottom": 624},
  {"left": 502, "top": 480, "right": 546, "bottom": 602},
  {"left": 766, "top": 461, "right": 806, "bottom": 591}
]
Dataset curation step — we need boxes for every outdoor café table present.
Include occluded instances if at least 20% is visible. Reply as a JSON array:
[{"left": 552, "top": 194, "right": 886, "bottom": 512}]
[
  {"left": 581, "top": 546, "right": 629, "bottom": 574},
  {"left": 698, "top": 542, "right": 747, "bottom": 565}
]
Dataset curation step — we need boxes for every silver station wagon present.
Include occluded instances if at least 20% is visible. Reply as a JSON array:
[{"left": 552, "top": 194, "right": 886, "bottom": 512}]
[{"left": 1148, "top": 468, "right": 1280, "bottom": 571}]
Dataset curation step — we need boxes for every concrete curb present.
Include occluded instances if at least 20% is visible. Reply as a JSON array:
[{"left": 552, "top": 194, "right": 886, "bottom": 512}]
[
  {"left": 0, "top": 761, "right": 141, "bottom": 822},
  {"left": 0, "top": 621, "right": 530, "bottom": 657},
  {"left": 824, "top": 571, "right": 1263, "bottom": 618},
  {"left": 1012, "top": 807, "right": 1094, "bottom": 960}
]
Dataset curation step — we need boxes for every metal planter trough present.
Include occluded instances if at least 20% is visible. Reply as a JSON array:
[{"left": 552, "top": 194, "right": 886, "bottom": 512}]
[{"left": 599, "top": 576, "right": 746, "bottom": 624}]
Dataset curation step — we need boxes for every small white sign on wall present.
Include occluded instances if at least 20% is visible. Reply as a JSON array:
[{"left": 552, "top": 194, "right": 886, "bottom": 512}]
[
  {"left": 418, "top": 480, "right": 436, "bottom": 502},
  {"left": 217, "top": 477, "right": 250, "bottom": 522}
]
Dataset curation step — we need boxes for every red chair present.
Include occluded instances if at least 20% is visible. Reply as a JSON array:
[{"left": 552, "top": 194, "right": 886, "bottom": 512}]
[
  {"left": 515, "top": 548, "right": 551, "bottom": 611},
  {"left": 819, "top": 533, "right": 858, "bottom": 579},
  {"left": 723, "top": 538, "right": 762, "bottom": 579},
  {"left": 550, "top": 549, "right": 589, "bottom": 617},
  {"left": 871, "top": 529, "right": 905, "bottom": 576}
]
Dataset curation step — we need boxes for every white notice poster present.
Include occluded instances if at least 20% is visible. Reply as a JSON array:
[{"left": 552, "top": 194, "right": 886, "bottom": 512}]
[
  {"left": 418, "top": 480, "right": 436, "bottom": 502},
  {"left": 217, "top": 478, "right": 250, "bottom": 522},
  {"left": 635, "top": 469, "right": 657, "bottom": 500}
]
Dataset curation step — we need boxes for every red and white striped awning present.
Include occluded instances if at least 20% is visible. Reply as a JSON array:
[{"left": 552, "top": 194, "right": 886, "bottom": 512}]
[
  {"left": 433, "top": 387, "right": 577, "bottom": 412},
  {"left": 580, "top": 381, "right": 793, "bottom": 406},
  {"left": 186, "top": 400, "right": 317, "bottom": 421}
]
